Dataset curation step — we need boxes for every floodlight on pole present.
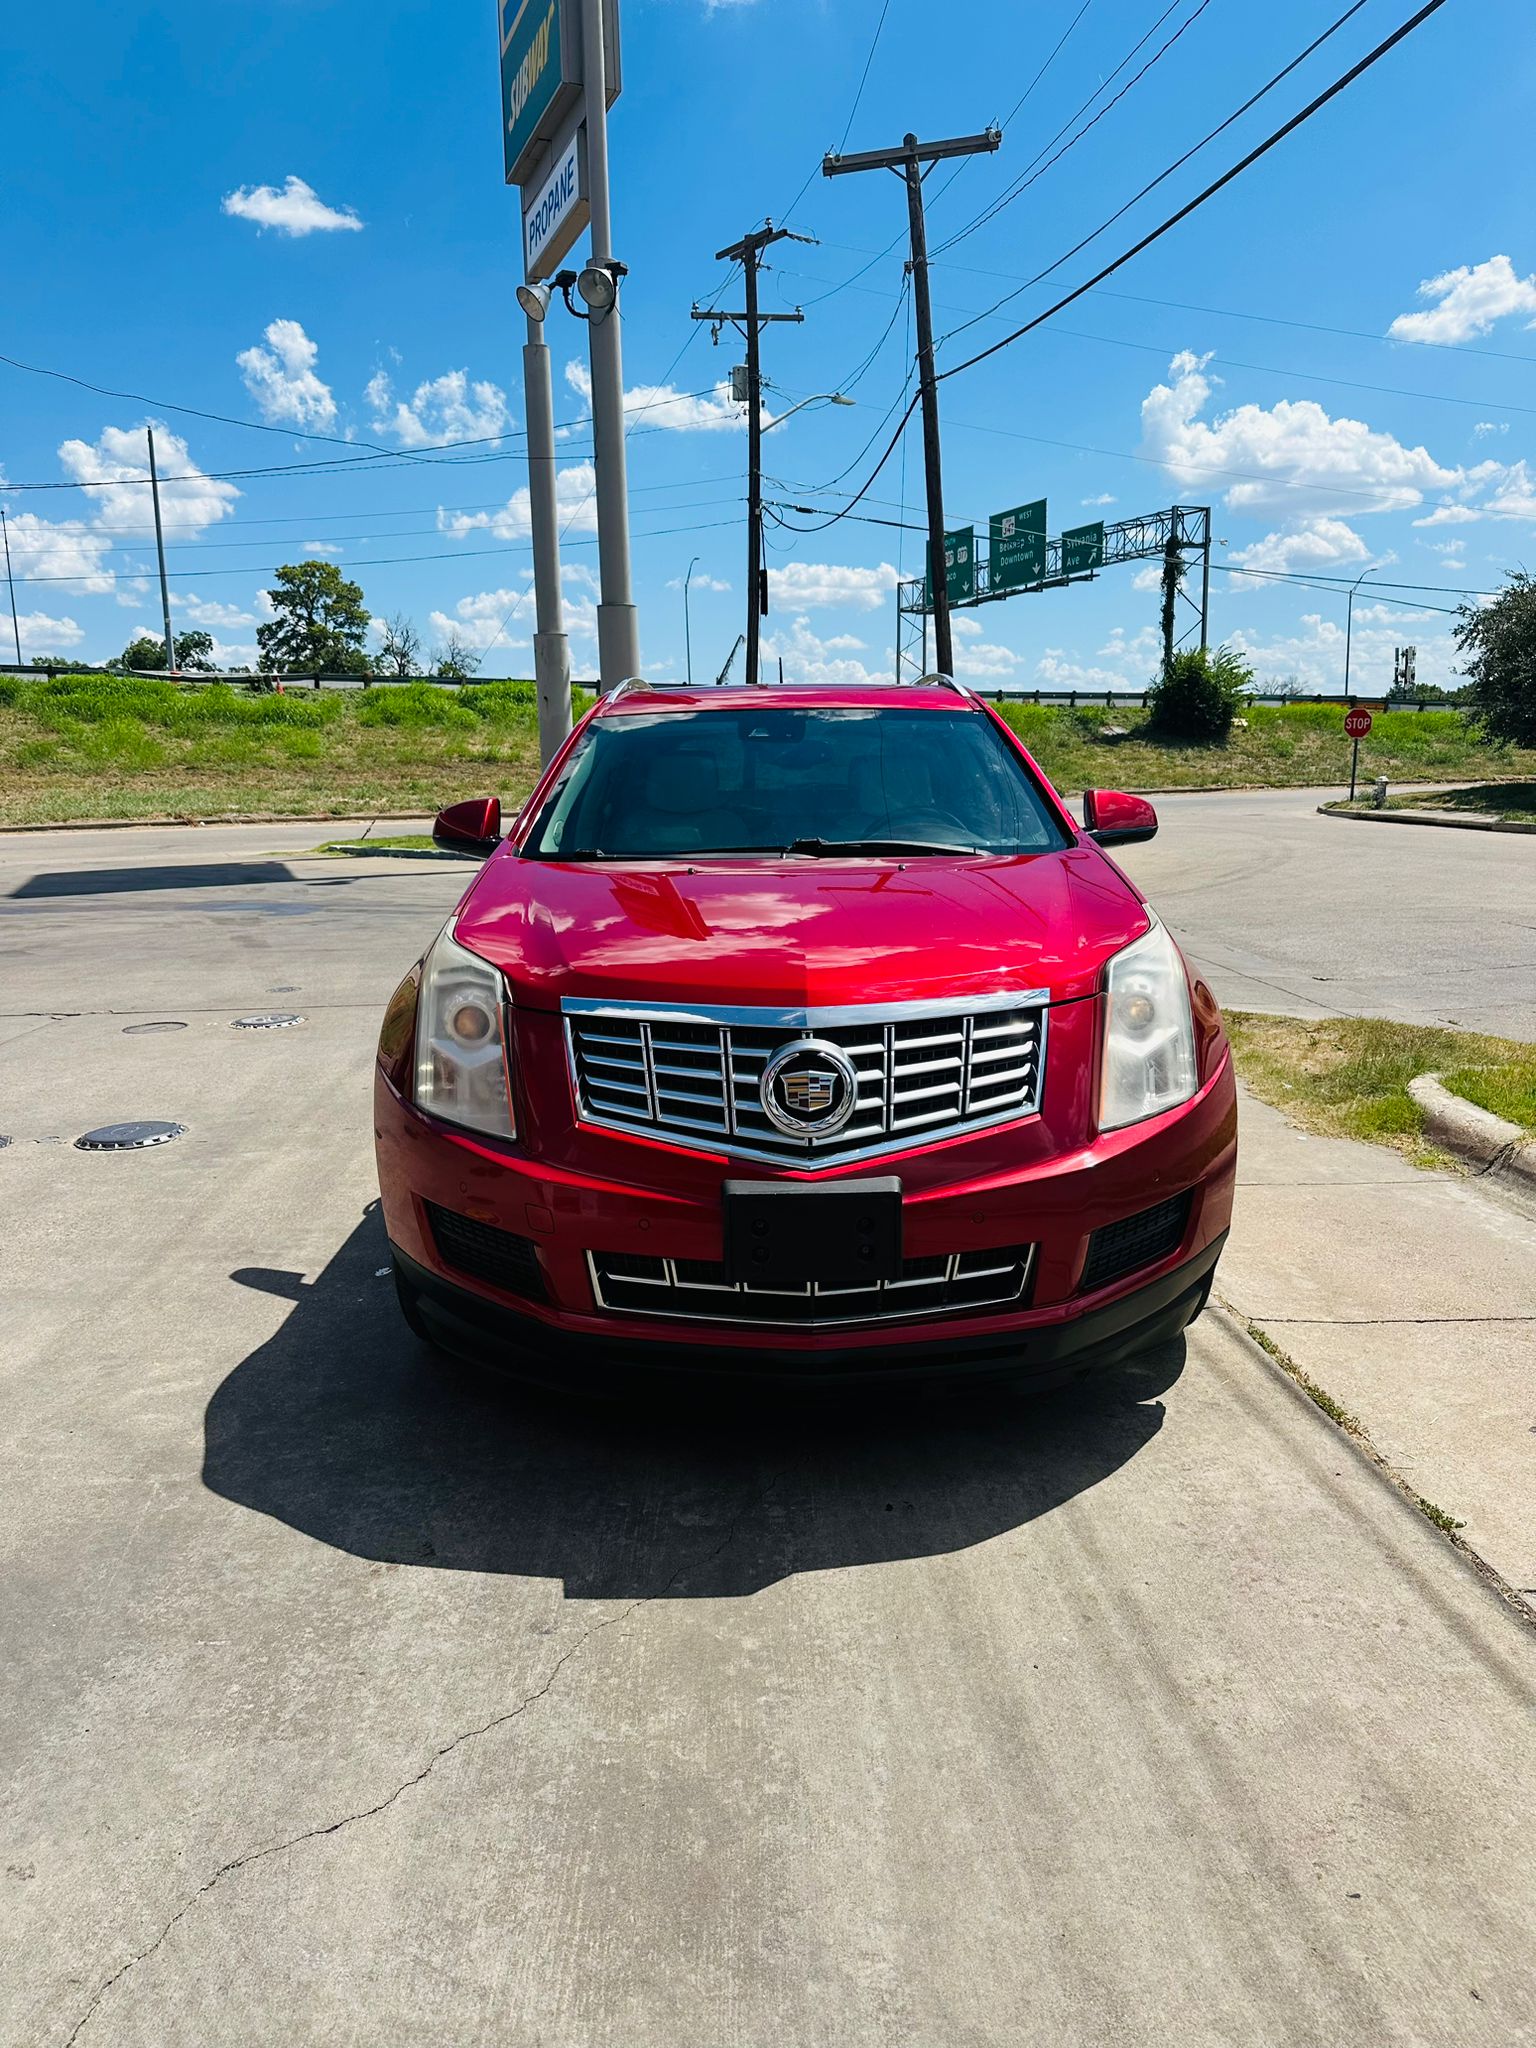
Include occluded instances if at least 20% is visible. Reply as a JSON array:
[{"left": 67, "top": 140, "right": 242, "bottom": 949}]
[
  {"left": 577, "top": 259, "right": 624, "bottom": 312},
  {"left": 516, "top": 280, "right": 552, "bottom": 322}
]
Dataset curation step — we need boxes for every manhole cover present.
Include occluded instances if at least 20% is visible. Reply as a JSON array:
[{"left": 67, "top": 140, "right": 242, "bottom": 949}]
[
  {"left": 122, "top": 1021, "right": 188, "bottom": 1036},
  {"left": 77, "top": 1121, "right": 187, "bottom": 1152},
  {"left": 233, "top": 1013, "right": 304, "bottom": 1030}
]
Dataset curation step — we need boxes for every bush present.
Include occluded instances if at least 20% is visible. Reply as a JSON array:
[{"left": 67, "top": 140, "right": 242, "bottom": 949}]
[{"left": 1146, "top": 645, "right": 1252, "bottom": 743}]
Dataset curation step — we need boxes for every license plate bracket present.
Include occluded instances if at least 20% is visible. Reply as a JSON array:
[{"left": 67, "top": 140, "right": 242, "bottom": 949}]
[{"left": 722, "top": 1178, "right": 903, "bottom": 1289}]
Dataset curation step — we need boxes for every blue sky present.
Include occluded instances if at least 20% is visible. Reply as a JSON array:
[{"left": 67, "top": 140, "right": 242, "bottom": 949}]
[{"left": 2, "top": 0, "right": 1533, "bottom": 693}]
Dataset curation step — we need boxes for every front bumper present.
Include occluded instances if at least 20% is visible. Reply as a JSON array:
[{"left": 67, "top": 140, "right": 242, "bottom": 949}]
[{"left": 374, "top": 1045, "right": 1236, "bottom": 1376}]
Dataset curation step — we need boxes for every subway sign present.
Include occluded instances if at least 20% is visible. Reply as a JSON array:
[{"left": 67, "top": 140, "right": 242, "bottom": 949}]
[{"left": 500, "top": 0, "right": 622, "bottom": 189}]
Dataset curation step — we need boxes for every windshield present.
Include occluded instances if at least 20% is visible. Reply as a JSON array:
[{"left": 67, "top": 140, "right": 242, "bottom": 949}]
[{"left": 522, "top": 704, "right": 1068, "bottom": 860}]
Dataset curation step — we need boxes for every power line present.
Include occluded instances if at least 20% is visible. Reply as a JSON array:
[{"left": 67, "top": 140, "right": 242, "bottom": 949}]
[
  {"left": 938, "top": 0, "right": 1452, "bottom": 385},
  {"left": 933, "top": 0, "right": 1217, "bottom": 260},
  {"left": 1091, "top": 284, "right": 1536, "bottom": 367},
  {"left": 936, "top": 0, "right": 1372, "bottom": 346},
  {"left": 836, "top": 0, "right": 892, "bottom": 153}
]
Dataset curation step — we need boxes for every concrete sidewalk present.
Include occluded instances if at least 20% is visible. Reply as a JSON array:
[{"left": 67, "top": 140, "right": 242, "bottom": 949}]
[{"left": 1220, "top": 1088, "right": 1536, "bottom": 1612}]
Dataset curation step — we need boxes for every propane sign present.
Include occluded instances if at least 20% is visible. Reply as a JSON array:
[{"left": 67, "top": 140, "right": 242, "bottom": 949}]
[{"left": 523, "top": 123, "right": 588, "bottom": 280}]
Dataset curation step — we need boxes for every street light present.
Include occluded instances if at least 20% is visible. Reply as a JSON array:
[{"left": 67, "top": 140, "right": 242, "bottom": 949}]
[
  {"left": 1343, "top": 566, "right": 1378, "bottom": 700},
  {"left": 683, "top": 555, "right": 701, "bottom": 687},
  {"left": 762, "top": 391, "right": 854, "bottom": 431},
  {"left": 516, "top": 280, "right": 551, "bottom": 322}
]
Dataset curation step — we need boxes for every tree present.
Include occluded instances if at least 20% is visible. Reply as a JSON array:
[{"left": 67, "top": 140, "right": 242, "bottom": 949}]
[
  {"left": 1146, "top": 644, "right": 1253, "bottom": 743},
  {"left": 256, "top": 562, "right": 371, "bottom": 677},
  {"left": 1453, "top": 572, "right": 1536, "bottom": 746},
  {"left": 375, "top": 612, "right": 424, "bottom": 678},
  {"left": 112, "top": 630, "right": 216, "bottom": 673},
  {"left": 431, "top": 631, "right": 480, "bottom": 681}
]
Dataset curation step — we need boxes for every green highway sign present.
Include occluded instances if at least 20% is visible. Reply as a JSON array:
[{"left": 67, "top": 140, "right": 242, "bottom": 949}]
[
  {"left": 926, "top": 527, "right": 976, "bottom": 606},
  {"left": 1062, "top": 520, "right": 1105, "bottom": 576},
  {"left": 501, "top": 0, "right": 570, "bottom": 186},
  {"left": 990, "top": 499, "right": 1047, "bottom": 591}
]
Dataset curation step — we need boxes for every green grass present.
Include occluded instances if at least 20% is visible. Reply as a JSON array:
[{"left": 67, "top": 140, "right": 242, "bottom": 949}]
[
  {"left": 314, "top": 833, "right": 442, "bottom": 857},
  {"left": 994, "top": 700, "right": 1536, "bottom": 794},
  {"left": 1386, "top": 780, "right": 1536, "bottom": 820},
  {"left": 0, "top": 674, "right": 587, "bottom": 826},
  {"left": 1226, "top": 1011, "right": 1536, "bottom": 1165},
  {"left": 3, "top": 676, "right": 1533, "bottom": 826}
]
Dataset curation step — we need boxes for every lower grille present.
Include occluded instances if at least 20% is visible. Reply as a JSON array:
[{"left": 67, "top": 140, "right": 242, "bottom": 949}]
[
  {"left": 1079, "top": 1192, "right": 1192, "bottom": 1293},
  {"left": 589, "top": 1244, "right": 1034, "bottom": 1328},
  {"left": 426, "top": 1202, "right": 546, "bottom": 1303}
]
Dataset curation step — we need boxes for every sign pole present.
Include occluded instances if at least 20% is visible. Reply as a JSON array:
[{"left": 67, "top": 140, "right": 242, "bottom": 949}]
[
  {"left": 1349, "top": 732, "right": 1360, "bottom": 803},
  {"left": 523, "top": 312, "right": 572, "bottom": 763},
  {"left": 580, "top": 0, "right": 638, "bottom": 691}
]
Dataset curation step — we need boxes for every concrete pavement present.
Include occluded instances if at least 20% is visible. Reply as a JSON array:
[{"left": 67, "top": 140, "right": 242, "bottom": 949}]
[
  {"left": 1116, "top": 785, "right": 1536, "bottom": 1037},
  {"left": 3, "top": 819, "right": 1536, "bottom": 2046}
]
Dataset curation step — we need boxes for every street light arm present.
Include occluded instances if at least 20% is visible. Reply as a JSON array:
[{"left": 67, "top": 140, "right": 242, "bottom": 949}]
[{"left": 761, "top": 391, "right": 853, "bottom": 432}]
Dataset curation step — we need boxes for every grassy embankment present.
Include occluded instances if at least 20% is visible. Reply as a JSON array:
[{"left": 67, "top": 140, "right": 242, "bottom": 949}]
[
  {"left": 1226, "top": 1012, "right": 1536, "bottom": 1168},
  {"left": 3, "top": 674, "right": 1536, "bottom": 828}
]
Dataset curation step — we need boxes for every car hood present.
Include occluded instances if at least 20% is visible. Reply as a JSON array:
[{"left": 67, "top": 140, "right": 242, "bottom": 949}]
[{"left": 455, "top": 847, "right": 1149, "bottom": 1011}]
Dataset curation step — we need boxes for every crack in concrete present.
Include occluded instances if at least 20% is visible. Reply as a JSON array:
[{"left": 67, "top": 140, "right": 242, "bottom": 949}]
[
  {"left": 59, "top": 1475, "right": 779, "bottom": 2047},
  {"left": 1236, "top": 1314, "right": 1536, "bottom": 1326}
]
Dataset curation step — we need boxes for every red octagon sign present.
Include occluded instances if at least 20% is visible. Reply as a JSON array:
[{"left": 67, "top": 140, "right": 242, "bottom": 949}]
[{"left": 1343, "top": 706, "right": 1373, "bottom": 739}]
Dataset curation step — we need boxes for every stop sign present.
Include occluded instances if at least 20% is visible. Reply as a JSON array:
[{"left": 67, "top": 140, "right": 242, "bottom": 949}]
[{"left": 1344, "top": 706, "right": 1373, "bottom": 739}]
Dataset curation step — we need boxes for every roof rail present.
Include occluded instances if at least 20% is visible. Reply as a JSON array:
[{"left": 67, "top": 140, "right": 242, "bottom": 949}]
[
  {"left": 604, "top": 676, "right": 655, "bottom": 703},
  {"left": 908, "top": 671, "right": 977, "bottom": 702}
]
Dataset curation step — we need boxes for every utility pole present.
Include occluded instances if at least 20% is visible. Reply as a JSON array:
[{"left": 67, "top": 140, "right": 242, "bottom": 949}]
[
  {"left": 693, "top": 223, "right": 807, "bottom": 686},
  {"left": 1343, "top": 566, "right": 1376, "bottom": 700},
  {"left": 579, "top": 0, "right": 639, "bottom": 691},
  {"left": 1, "top": 510, "right": 21, "bottom": 665},
  {"left": 146, "top": 426, "right": 176, "bottom": 673},
  {"left": 522, "top": 306, "right": 573, "bottom": 764},
  {"left": 823, "top": 127, "right": 999, "bottom": 678},
  {"left": 1160, "top": 529, "right": 1182, "bottom": 677}
]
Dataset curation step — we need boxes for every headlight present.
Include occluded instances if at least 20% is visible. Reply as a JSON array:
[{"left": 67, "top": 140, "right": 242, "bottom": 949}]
[
  {"left": 413, "top": 923, "right": 516, "bottom": 1139},
  {"left": 1100, "top": 917, "right": 1197, "bottom": 1132}
]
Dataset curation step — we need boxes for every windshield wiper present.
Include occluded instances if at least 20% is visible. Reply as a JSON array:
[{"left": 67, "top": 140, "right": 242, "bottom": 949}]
[{"left": 783, "top": 836, "right": 988, "bottom": 859}]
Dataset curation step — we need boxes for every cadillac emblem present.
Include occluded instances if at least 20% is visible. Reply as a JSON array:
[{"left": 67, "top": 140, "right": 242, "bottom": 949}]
[{"left": 761, "top": 1038, "right": 859, "bottom": 1138}]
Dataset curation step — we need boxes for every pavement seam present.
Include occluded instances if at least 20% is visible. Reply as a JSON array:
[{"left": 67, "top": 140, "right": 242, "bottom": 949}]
[
  {"left": 1236, "top": 1314, "right": 1536, "bottom": 1326},
  {"left": 57, "top": 1475, "right": 780, "bottom": 2048},
  {"left": 1213, "top": 1300, "right": 1536, "bottom": 1637}
]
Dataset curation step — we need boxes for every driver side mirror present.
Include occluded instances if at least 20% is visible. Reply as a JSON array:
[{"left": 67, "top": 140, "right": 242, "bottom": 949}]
[
  {"left": 1083, "top": 789, "right": 1157, "bottom": 847},
  {"left": 433, "top": 796, "right": 502, "bottom": 859}
]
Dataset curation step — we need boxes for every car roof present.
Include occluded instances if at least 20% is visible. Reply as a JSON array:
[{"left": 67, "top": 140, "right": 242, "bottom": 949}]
[{"left": 592, "top": 682, "right": 979, "bottom": 716}]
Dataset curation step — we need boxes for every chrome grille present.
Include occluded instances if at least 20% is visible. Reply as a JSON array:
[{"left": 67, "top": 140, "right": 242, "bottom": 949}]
[
  {"left": 564, "top": 993, "right": 1047, "bottom": 1167},
  {"left": 589, "top": 1245, "right": 1036, "bottom": 1328}
]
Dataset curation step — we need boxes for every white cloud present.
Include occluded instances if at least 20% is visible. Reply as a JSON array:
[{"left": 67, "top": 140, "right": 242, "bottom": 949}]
[
  {"left": 59, "top": 423, "right": 239, "bottom": 534},
  {"left": 1227, "top": 606, "right": 1454, "bottom": 695},
  {"left": 439, "top": 461, "right": 598, "bottom": 541},
  {"left": 221, "top": 175, "right": 363, "bottom": 237},
  {"left": 6, "top": 609, "right": 85, "bottom": 653},
  {"left": 430, "top": 567, "right": 597, "bottom": 654},
  {"left": 564, "top": 359, "right": 746, "bottom": 434},
  {"left": 1473, "top": 421, "right": 1509, "bottom": 437},
  {"left": 237, "top": 319, "right": 337, "bottom": 431},
  {"left": 1032, "top": 650, "right": 1135, "bottom": 692},
  {"left": 1130, "top": 566, "right": 1163, "bottom": 593},
  {"left": 765, "top": 561, "right": 899, "bottom": 611},
  {"left": 761, "top": 615, "right": 885, "bottom": 687},
  {"left": 1482, "top": 459, "right": 1536, "bottom": 521},
  {"left": 1082, "top": 492, "right": 1117, "bottom": 507},
  {"left": 1388, "top": 255, "right": 1536, "bottom": 344},
  {"left": 303, "top": 540, "right": 344, "bottom": 556},
  {"left": 666, "top": 571, "right": 731, "bottom": 591},
  {"left": 1412, "top": 502, "right": 1481, "bottom": 527},
  {"left": 0, "top": 512, "right": 116, "bottom": 594},
  {"left": 1141, "top": 350, "right": 1459, "bottom": 516},
  {"left": 175, "top": 594, "right": 257, "bottom": 629},
  {"left": 1228, "top": 518, "right": 1370, "bottom": 573},
  {"left": 367, "top": 368, "right": 509, "bottom": 449},
  {"left": 951, "top": 637, "right": 1023, "bottom": 680}
]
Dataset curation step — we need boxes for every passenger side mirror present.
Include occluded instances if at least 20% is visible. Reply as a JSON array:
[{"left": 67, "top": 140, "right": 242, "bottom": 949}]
[
  {"left": 1083, "top": 789, "right": 1157, "bottom": 847},
  {"left": 433, "top": 796, "right": 502, "bottom": 859}
]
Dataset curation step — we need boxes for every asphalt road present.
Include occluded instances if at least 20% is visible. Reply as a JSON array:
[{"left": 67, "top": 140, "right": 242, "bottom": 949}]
[
  {"left": 2, "top": 816, "right": 1534, "bottom": 2047},
  {"left": 1116, "top": 786, "right": 1536, "bottom": 1038}
]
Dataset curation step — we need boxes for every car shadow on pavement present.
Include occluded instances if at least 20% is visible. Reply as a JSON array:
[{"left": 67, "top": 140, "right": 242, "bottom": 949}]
[{"left": 204, "top": 1204, "right": 1186, "bottom": 1601}]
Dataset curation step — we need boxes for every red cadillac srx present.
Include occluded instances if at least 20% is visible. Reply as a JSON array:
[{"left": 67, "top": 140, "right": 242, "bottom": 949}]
[{"left": 373, "top": 677, "right": 1236, "bottom": 1385}]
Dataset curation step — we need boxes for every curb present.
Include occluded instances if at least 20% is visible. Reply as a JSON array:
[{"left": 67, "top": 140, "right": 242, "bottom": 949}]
[
  {"left": 1318, "top": 804, "right": 1536, "bottom": 835},
  {"left": 1408, "top": 1073, "right": 1536, "bottom": 1192},
  {"left": 0, "top": 811, "right": 433, "bottom": 837}
]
